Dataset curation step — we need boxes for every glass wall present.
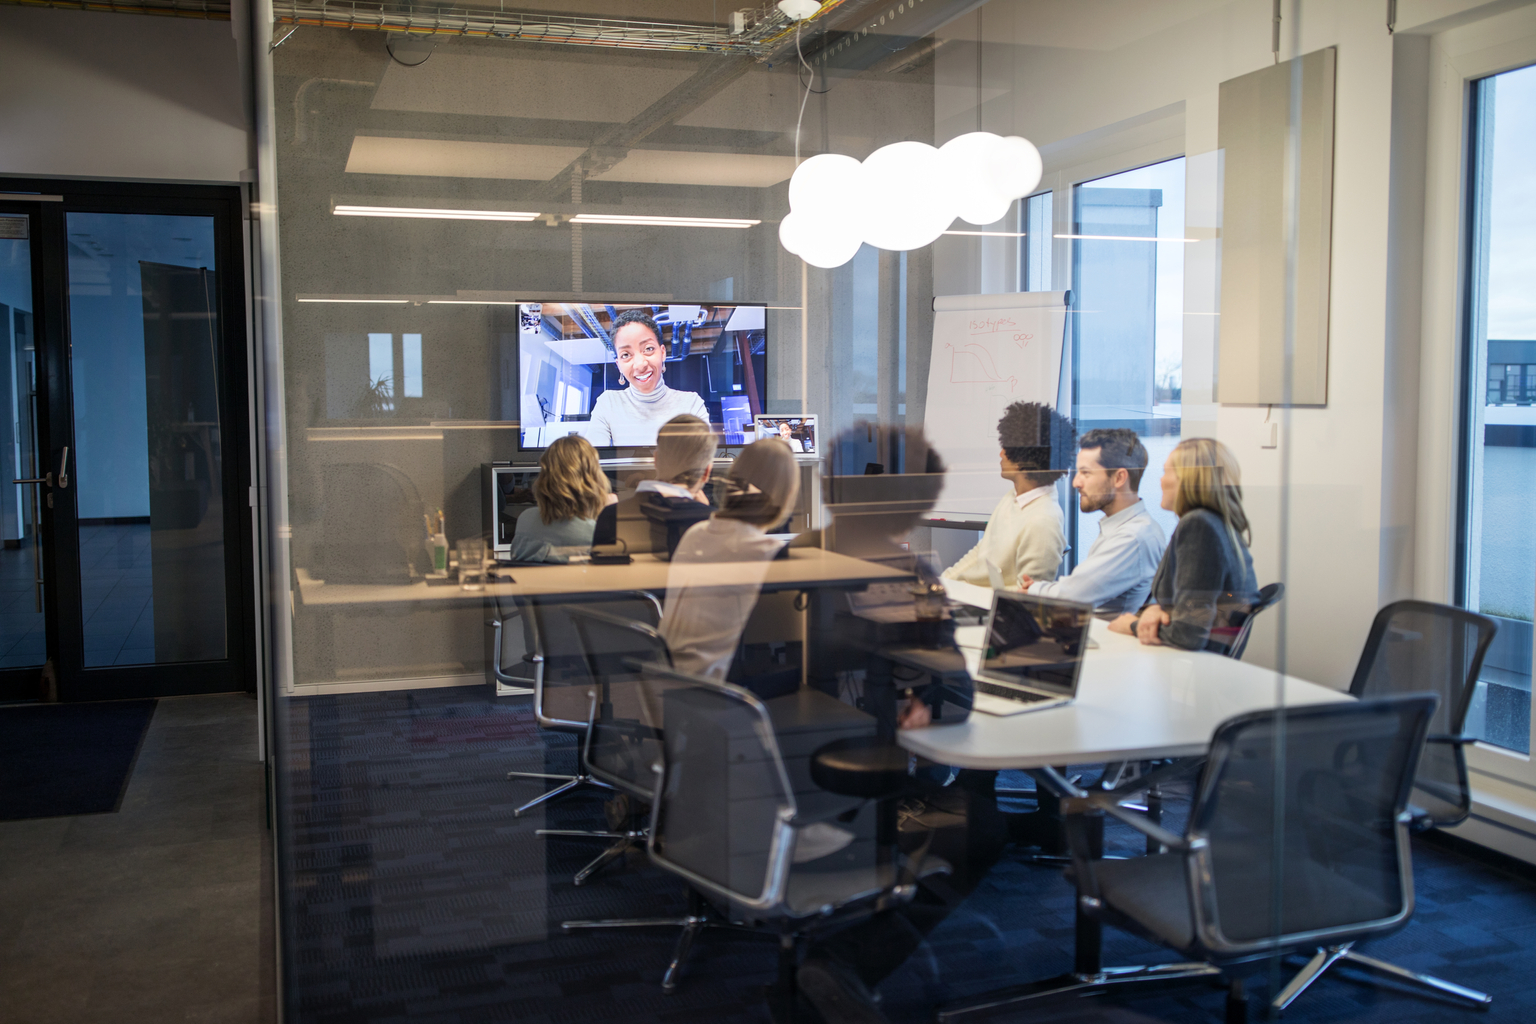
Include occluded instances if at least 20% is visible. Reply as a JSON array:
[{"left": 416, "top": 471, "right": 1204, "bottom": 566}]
[{"left": 256, "top": 1, "right": 1527, "bottom": 1021}]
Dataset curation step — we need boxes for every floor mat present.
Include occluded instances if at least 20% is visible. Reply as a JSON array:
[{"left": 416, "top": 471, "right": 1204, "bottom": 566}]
[{"left": 0, "top": 699, "right": 156, "bottom": 820}]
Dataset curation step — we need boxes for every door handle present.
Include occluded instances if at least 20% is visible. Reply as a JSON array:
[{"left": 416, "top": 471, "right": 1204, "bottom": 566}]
[
  {"left": 12, "top": 475, "right": 49, "bottom": 485},
  {"left": 57, "top": 446, "right": 68, "bottom": 489}
]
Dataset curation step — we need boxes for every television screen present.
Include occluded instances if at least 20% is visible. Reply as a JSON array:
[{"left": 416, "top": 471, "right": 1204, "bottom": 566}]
[
  {"left": 754, "top": 415, "right": 817, "bottom": 454},
  {"left": 517, "top": 301, "right": 767, "bottom": 449}
]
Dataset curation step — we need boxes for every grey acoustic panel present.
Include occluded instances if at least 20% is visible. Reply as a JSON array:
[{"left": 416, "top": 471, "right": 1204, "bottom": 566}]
[{"left": 1218, "top": 47, "right": 1336, "bottom": 406}]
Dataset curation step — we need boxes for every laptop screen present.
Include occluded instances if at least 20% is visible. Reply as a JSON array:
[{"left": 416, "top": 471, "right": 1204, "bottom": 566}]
[{"left": 979, "top": 592, "right": 1093, "bottom": 696}]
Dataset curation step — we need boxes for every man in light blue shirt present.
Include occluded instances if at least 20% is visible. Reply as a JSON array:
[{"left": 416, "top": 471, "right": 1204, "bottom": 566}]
[{"left": 1019, "top": 428, "right": 1166, "bottom": 617}]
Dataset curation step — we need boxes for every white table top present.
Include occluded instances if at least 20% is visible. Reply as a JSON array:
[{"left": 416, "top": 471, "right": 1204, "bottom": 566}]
[
  {"left": 294, "top": 547, "right": 910, "bottom": 608},
  {"left": 897, "top": 618, "right": 1351, "bottom": 770}
]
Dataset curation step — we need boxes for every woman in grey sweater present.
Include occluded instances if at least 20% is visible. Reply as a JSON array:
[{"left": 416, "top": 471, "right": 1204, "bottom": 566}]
[{"left": 1110, "top": 437, "right": 1258, "bottom": 652}]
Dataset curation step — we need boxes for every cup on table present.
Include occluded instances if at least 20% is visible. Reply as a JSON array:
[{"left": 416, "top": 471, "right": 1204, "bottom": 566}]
[{"left": 457, "top": 538, "right": 487, "bottom": 590}]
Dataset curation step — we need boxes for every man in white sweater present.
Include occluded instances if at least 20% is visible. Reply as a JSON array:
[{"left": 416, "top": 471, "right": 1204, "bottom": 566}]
[{"left": 941, "top": 401, "right": 1073, "bottom": 590}]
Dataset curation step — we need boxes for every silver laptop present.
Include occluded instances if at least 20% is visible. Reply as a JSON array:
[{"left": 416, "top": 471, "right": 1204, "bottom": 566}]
[{"left": 970, "top": 591, "right": 1093, "bottom": 717}]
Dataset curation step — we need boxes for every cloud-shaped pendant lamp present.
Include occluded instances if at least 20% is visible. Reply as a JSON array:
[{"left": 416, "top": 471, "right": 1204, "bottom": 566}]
[{"left": 779, "top": 132, "right": 1043, "bottom": 269}]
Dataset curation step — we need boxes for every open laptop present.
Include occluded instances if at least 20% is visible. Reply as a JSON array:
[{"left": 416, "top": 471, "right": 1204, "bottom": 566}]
[{"left": 970, "top": 591, "right": 1094, "bottom": 717}]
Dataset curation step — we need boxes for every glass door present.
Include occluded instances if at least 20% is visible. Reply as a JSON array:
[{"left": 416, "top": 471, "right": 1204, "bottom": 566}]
[
  {"left": 0, "top": 186, "right": 254, "bottom": 701},
  {"left": 0, "top": 203, "right": 47, "bottom": 700}
]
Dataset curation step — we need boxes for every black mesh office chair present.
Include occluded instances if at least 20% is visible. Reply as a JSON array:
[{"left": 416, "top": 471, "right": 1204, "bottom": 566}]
[
  {"left": 977, "top": 696, "right": 1437, "bottom": 1024},
  {"left": 580, "top": 664, "right": 944, "bottom": 997},
  {"left": 535, "top": 606, "right": 672, "bottom": 886},
  {"left": 1271, "top": 599, "right": 1497, "bottom": 1012},
  {"left": 1226, "top": 581, "right": 1285, "bottom": 661},
  {"left": 500, "top": 591, "right": 664, "bottom": 817}
]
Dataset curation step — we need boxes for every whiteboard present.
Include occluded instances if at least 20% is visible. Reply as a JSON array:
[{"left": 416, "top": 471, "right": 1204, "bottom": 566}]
[{"left": 922, "top": 291, "right": 1070, "bottom": 519}]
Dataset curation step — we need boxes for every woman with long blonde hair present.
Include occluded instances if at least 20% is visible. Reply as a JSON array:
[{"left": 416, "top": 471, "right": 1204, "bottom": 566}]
[
  {"left": 1110, "top": 437, "right": 1258, "bottom": 651},
  {"left": 507, "top": 434, "right": 615, "bottom": 563}
]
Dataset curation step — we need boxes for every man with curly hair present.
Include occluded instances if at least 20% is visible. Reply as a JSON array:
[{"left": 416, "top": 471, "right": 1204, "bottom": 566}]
[{"left": 940, "top": 400, "right": 1073, "bottom": 590}]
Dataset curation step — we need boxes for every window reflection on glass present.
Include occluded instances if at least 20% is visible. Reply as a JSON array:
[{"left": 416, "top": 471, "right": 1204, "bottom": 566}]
[
  {"left": 1071, "top": 158, "right": 1186, "bottom": 558},
  {"left": 402, "top": 333, "right": 423, "bottom": 398},
  {"left": 1462, "top": 63, "right": 1536, "bottom": 753},
  {"left": 1022, "top": 191, "right": 1052, "bottom": 291},
  {"left": 66, "top": 212, "right": 227, "bottom": 667}
]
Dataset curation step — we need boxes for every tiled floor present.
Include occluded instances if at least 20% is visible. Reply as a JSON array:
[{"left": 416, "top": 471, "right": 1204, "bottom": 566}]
[
  {"left": 0, "top": 692, "right": 273, "bottom": 1024},
  {"left": 0, "top": 535, "right": 45, "bottom": 669},
  {"left": 0, "top": 523, "right": 158, "bottom": 669},
  {"left": 78, "top": 522, "right": 155, "bottom": 667},
  {"left": 279, "top": 686, "right": 1536, "bottom": 1024}
]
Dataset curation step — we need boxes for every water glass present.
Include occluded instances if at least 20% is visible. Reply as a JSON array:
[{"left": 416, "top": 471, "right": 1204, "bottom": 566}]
[{"left": 457, "top": 539, "right": 487, "bottom": 590}]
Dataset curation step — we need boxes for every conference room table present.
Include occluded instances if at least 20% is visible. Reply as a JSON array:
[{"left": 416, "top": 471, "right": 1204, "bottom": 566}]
[{"left": 893, "top": 581, "right": 1352, "bottom": 1021}]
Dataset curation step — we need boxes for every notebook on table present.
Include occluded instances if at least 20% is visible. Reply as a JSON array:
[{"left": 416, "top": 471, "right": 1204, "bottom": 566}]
[{"left": 970, "top": 591, "right": 1093, "bottom": 717}]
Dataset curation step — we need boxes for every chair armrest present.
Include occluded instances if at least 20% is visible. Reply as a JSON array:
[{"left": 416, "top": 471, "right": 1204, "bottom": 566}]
[
  {"left": 1426, "top": 733, "right": 1477, "bottom": 747},
  {"left": 1063, "top": 792, "right": 1192, "bottom": 853}
]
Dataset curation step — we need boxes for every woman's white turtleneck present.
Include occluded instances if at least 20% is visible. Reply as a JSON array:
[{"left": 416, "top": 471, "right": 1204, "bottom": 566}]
[{"left": 586, "top": 379, "right": 709, "bottom": 446}]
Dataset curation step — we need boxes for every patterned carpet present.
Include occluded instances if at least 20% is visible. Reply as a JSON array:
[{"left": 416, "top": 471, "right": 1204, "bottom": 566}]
[{"left": 279, "top": 686, "right": 1536, "bottom": 1023}]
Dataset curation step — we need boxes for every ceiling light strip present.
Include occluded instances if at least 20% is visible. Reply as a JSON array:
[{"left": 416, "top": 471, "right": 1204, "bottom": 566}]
[
  {"left": 570, "top": 214, "right": 761, "bottom": 229},
  {"left": 297, "top": 297, "right": 411, "bottom": 303},
  {"left": 942, "top": 230, "right": 1028, "bottom": 237},
  {"left": 334, "top": 205, "right": 539, "bottom": 221},
  {"left": 1054, "top": 233, "right": 1200, "bottom": 243}
]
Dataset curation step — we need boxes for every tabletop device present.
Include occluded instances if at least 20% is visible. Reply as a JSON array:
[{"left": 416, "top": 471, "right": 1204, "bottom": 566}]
[
  {"left": 753, "top": 414, "right": 818, "bottom": 454},
  {"left": 517, "top": 301, "right": 768, "bottom": 450},
  {"left": 971, "top": 591, "right": 1093, "bottom": 717}
]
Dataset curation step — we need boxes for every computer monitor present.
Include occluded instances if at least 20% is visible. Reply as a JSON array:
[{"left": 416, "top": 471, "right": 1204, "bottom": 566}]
[
  {"left": 978, "top": 592, "right": 1093, "bottom": 695},
  {"left": 753, "top": 414, "right": 817, "bottom": 454},
  {"left": 517, "top": 301, "right": 767, "bottom": 450}
]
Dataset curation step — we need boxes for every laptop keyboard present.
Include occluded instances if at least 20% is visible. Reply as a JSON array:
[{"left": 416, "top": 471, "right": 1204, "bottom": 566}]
[{"left": 975, "top": 680, "right": 1053, "bottom": 702}]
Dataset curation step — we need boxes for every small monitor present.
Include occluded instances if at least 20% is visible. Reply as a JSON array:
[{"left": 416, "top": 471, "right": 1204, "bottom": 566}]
[
  {"left": 753, "top": 414, "right": 818, "bottom": 455},
  {"left": 978, "top": 592, "right": 1093, "bottom": 696}
]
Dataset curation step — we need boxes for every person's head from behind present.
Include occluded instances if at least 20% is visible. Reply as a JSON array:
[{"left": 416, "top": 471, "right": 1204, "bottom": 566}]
[
  {"left": 534, "top": 434, "right": 609, "bottom": 524},
  {"left": 997, "top": 401, "right": 1077, "bottom": 490},
  {"left": 1162, "top": 437, "right": 1250, "bottom": 545},
  {"left": 822, "top": 423, "right": 947, "bottom": 545},
  {"left": 718, "top": 438, "right": 799, "bottom": 530},
  {"left": 611, "top": 308, "right": 665, "bottom": 395},
  {"left": 653, "top": 414, "right": 717, "bottom": 500},
  {"left": 1074, "top": 428, "right": 1148, "bottom": 514}
]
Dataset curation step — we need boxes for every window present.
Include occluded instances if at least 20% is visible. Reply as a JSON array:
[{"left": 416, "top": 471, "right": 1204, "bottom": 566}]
[
  {"left": 1070, "top": 157, "right": 1186, "bottom": 555},
  {"left": 402, "top": 332, "right": 423, "bottom": 398},
  {"left": 1459, "top": 63, "right": 1536, "bottom": 754},
  {"left": 1022, "top": 191, "right": 1053, "bottom": 291}
]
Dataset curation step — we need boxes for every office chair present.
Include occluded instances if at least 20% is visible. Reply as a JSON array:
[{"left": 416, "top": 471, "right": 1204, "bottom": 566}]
[
  {"left": 1226, "top": 581, "right": 1285, "bottom": 661},
  {"left": 500, "top": 591, "right": 664, "bottom": 817},
  {"left": 943, "top": 695, "right": 1437, "bottom": 1023},
  {"left": 566, "top": 664, "right": 945, "bottom": 999},
  {"left": 1272, "top": 599, "right": 1497, "bottom": 1013},
  {"left": 536, "top": 606, "right": 672, "bottom": 886}
]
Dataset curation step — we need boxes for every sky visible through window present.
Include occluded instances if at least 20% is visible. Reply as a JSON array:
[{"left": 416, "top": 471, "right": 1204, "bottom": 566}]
[{"left": 1488, "top": 64, "right": 1536, "bottom": 340}]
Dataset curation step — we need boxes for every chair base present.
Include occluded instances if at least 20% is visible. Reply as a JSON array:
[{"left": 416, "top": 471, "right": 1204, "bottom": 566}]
[
  {"left": 563, "top": 892, "right": 759, "bottom": 993},
  {"left": 1273, "top": 941, "right": 1492, "bottom": 1013},
  {"left": 536, "top": 828, "right": 647, "bottom": 886},
  {"left": 505, "top": 769, "right": 615, "bottom": 817},
  {"left": 936, "top": 962, "right": 1225, "bottom": 1022}
]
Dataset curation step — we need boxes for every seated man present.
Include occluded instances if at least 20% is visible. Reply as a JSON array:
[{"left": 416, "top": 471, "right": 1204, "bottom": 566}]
[
  {"left": 1020, "top": 427, "right": 1166, "bottom": 617},
  {"left": 592, "top": 414, "right": 714, "bottom": 559},
  {"left": 941, "top": 401, "right": 1074, "bottom": 590}
]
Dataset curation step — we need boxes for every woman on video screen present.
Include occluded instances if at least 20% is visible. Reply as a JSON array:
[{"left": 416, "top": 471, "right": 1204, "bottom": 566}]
[{"left": 585, "top": 309, "right": 708, "bottom": 446}]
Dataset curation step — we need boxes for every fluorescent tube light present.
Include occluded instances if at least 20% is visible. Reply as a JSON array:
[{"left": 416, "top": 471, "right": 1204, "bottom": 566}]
[
  {"left": 426, "top": 300, "right": 522, "bottom": 305},
  {"left": 942, "top": 230, "right": 1028, "bottom": 237},
  {"left": 333, "top": 205, "right": 540, "bottom": 222},
  {"left": 568, "top": 214, "right": 761, "bottom": 229},
  {"left": 1055, "top": 233, "right": 1199, "bottom": 242},
  {"left": 297, "top": 297, "right": 410, "bottom": 304}
]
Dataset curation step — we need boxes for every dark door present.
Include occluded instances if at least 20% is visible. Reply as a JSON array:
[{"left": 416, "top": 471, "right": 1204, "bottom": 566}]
[{"left": 0, "top": 183, "right": 254, "bottom": 701}]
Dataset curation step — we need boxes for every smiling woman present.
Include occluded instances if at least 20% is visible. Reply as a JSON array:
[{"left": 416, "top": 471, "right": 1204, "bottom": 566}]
[{"left": 584, "top": 308, "right": 708, "bottom": 446}]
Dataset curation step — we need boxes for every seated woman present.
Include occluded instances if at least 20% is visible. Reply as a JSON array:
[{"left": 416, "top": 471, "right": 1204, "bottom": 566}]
[
  {"left": 506, "top": 434, "right": 615, "bottom": 563},
  {"left": 659, "top": 438, "right": 798, "bottom": 680},
  {"left": 1110, "top": 437, "right": 1258, "bottom": 652},
  {"left": 592, "top": 414, "right": 715, "bottom": 559}
]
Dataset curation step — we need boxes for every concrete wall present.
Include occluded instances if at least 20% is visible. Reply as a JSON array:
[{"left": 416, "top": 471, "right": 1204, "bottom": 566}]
[{"left": 0, "top": 6, "right": 253, "bottom": 182}]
